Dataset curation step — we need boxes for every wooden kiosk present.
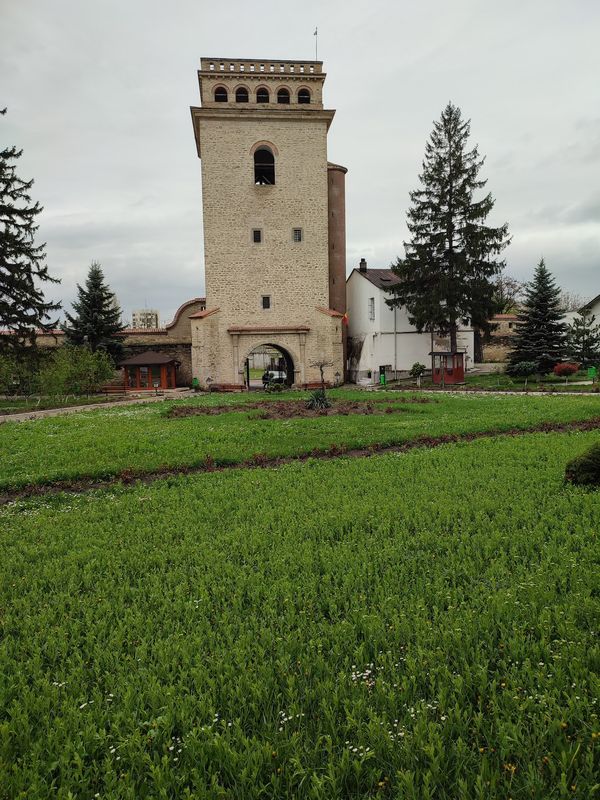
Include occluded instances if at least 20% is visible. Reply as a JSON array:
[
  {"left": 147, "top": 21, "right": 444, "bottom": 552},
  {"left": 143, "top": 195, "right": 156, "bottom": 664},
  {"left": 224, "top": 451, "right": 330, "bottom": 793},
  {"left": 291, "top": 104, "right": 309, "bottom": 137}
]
[
  {"left": 430, "top": 351, "right": 465, "bottom": 385},
  {"left": 119, "top": 351, "right": 180, "bottom": 390}
]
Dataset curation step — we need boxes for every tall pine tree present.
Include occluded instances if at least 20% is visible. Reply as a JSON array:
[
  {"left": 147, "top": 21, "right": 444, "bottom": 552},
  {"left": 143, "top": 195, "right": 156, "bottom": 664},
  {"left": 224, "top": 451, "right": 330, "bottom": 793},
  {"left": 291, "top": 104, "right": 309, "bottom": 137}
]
[
  {"left": 566, "top": 309, "right": 600, "bottom": 366},
  {"left": 507, "top": 259, "right": 567, "bottom": 374},
  {"left": 63, "top": 261, "right": 124, "bottom": 360},
  {"left": 0, "top": 108, "right": 60, "bottom": 355},
  {"left": 387, "top": 102, "right": 510, "bottom": 352}
]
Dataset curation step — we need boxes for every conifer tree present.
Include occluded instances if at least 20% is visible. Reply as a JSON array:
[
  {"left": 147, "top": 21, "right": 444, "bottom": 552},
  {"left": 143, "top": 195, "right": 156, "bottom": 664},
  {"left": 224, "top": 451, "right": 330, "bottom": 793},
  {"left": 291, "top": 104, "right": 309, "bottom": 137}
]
[
  {"left": 566, "top": 309, "right": 600, "bottom": 366},
  {"left": 507, "top": 259, "right": 567, "bottom": 374},
  {"left": 387, "top": 102, "right": 510, "bottom": 352},
  {"left": 0, "top": 108, "right": 60, "bottom": 354},
  {"left": 63, "top": 261, "right": 124, "bottom": 360}
]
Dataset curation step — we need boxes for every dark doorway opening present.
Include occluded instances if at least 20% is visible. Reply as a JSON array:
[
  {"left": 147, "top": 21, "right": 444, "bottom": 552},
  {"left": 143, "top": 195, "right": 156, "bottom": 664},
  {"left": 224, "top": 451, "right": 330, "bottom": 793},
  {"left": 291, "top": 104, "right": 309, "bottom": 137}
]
[{"left": 244, "top": 344, "right": 294, "bottom": 390}]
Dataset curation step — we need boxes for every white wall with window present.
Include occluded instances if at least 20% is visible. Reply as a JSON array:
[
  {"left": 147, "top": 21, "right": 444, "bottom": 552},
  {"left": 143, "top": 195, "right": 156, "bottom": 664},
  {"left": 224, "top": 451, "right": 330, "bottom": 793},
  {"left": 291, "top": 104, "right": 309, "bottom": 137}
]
[{"left": 346, "top": 265, "right": 475, "bottom": 383}]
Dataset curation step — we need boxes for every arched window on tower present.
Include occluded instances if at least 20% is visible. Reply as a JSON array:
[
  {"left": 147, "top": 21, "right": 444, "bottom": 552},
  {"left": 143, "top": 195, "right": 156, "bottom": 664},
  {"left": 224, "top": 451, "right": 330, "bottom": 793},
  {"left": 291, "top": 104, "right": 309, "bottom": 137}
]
[
  {"left": 235, "top": 87, "right": 249, "bottom": 103},
  {"left": 254, "top": 146, "right": 275, "bottom": 185},
  {"left": 214, "top": 86, "right": 228, "bottom": 102},
  {"left": 256, "top": 87, "right": 270, "bottom": 103},
  {"left": 298, "top": 89, "right": 311, "bottom": 104},
  {"left": 277, "top": 88, "right": 290, "bottom": 105}
]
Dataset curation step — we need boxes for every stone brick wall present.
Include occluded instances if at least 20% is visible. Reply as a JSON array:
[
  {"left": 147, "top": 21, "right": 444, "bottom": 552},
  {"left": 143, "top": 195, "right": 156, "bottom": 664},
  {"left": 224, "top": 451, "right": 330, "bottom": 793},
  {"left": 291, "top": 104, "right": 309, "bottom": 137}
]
[
  {"left": 481, "top": 314, "right": 518, "bottom": 362},
  {"left": 199, "top": 116, "right": 331, "bottom": 320},
  {"left": 33, "top": 298, "right": 205, "bottom": 386},
  {"left": 483, "top": 341, "right": 512, "bottom": 362},
  {"left": 190, "top": 59, "right": 344, "bottom": 387}
]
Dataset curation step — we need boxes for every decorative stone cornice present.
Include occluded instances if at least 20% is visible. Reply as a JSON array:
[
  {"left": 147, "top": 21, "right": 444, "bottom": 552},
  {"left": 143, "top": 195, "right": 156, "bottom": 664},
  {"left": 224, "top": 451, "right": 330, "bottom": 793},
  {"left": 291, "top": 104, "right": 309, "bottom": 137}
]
[
  {"left": 227, "top": 325, "right": 310, "bottom": 335},
  {"left": 190, "top": 107, "right": 335, "bottom": 156}
]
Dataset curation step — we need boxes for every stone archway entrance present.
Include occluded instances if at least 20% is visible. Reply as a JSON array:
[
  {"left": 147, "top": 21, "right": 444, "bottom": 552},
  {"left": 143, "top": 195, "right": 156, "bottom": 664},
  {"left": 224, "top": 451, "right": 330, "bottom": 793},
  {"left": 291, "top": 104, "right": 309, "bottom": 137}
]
[{"left": 244, "top": 343, "right": 295, "bottom": 390}]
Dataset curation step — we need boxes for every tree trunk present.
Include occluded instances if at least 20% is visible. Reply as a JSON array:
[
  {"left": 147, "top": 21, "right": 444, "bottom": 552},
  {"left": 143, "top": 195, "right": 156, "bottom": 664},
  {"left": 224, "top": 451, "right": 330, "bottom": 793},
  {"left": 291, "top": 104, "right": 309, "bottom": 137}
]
[
  {"left": 450, "top": 322, "right": 458, "bottom": 354},
  {"left": 473, "top": 329, "right": 484, "bottom": 363}
]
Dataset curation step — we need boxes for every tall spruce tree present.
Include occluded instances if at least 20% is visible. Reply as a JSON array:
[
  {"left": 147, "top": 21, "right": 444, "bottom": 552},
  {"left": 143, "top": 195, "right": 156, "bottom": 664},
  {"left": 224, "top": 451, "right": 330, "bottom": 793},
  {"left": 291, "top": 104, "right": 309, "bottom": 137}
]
[
  {"left": 566, "top": 309, "right": 600, "bottom": 366},
  {"left": 0, "top": 108, "right": 60, "bottom": 355},
  {"left": 386, "top": 102, "right": 510, "bottom": 352},
  {"left": 507, "top": 259, "right": 567, "bottom": 374},
  {"left": 63, "top": 261, "right": 124, "bottom": 360}
]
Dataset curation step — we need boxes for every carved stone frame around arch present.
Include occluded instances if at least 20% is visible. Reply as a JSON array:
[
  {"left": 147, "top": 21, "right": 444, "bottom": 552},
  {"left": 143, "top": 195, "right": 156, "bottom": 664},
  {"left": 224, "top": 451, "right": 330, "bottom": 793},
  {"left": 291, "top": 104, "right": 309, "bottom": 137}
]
[{"left": 230, "top": 328, "right": 309, "bottom": 387}]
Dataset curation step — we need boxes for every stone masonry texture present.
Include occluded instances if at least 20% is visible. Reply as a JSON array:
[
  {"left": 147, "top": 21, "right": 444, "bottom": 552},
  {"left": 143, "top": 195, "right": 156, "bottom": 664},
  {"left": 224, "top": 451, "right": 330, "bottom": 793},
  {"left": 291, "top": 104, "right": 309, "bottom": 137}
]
[{"left": 190, "top": 58, "right": 345, "bottom": 388}]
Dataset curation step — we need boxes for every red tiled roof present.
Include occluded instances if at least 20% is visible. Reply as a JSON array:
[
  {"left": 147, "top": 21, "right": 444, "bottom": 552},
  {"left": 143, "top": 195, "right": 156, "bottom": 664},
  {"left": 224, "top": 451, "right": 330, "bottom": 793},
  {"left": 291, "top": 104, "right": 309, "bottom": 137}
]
[
  {"left": 122, "top": 327, "right": 167, "bottom": 334},
  {"left": 0, "top": 328, "right": 64, "bottom": 336},
  {"left": 189, "top": 307, "right": 220, "bottom": 319},
  {"left": 316, "top": 307, "right": 344, "bottom": 317}
]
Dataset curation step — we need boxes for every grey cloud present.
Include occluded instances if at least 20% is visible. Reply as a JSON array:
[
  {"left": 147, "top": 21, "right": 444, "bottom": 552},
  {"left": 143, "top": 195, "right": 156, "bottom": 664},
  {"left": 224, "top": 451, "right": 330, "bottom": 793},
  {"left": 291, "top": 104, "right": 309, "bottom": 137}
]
[
  {"left": 1, "top": 0, "right": 599, "bottom": 318},
  {"left": 563, "top": 196, "right": 600, "bottom": 225}
]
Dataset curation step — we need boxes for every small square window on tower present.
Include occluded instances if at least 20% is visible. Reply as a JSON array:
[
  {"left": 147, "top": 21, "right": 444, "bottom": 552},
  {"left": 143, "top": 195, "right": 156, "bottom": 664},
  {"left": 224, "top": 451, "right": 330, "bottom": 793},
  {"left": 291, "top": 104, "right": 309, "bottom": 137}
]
[
  {"left": 261, "top": 295, "right": 271, "bottom": 310},
  {"left": 252, "top": 228, "right": 262, "bottom": 243},
  {"left": 292, "top": 228, "right": 303, "bottom": 243}
]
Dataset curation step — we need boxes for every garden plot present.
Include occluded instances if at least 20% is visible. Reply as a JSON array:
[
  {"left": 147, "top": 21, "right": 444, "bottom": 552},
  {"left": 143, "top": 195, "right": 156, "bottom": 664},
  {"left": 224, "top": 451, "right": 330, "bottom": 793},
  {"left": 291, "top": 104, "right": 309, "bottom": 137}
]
[{"left": 1, "top": 431, "right": 599, "bottom": 799}]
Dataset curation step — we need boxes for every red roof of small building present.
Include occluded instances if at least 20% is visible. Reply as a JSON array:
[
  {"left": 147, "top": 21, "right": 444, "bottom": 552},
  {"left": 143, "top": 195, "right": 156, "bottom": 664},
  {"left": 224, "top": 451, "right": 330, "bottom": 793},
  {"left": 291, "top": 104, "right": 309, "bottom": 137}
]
[{"left": 118, "top": 351, "right": 181, "bottom": 366}]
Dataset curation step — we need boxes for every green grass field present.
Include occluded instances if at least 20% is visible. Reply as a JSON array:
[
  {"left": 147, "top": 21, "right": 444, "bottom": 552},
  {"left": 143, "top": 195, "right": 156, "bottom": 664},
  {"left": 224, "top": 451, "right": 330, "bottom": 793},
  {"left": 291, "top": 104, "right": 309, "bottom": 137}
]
[
  {"left": 461, "top": 371, "right": 597, "bottom": 392},
  {"left": 1, "top": 393, "right": 599, "bottom": 798},
  {"left": 398, "top": 370, "right": 597, "bottom": 392},
  {"left": 1, "top": 390, "right": 600, "bottom": 490}
]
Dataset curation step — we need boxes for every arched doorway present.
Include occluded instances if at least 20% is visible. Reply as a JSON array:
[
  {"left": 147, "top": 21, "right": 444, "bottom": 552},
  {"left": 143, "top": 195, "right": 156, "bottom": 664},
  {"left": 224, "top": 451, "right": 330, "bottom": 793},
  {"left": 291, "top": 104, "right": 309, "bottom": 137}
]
[{"left": 244, "top": 343, "right": 295, "bottom": 390}]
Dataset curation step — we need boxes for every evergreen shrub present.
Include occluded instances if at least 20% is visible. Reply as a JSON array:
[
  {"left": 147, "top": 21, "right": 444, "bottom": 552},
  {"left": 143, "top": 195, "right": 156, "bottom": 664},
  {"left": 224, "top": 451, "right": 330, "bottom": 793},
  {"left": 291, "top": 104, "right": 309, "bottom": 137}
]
[{"left": 565, "top": 442, "right": 600, "bottom": 487}]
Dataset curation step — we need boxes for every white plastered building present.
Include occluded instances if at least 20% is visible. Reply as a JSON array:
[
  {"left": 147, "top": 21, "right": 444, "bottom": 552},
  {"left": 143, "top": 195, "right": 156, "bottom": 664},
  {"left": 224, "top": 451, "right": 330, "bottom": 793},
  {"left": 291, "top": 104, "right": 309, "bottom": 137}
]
[{"left": 346, "top": 261, "right": 475, "bottom": 383}]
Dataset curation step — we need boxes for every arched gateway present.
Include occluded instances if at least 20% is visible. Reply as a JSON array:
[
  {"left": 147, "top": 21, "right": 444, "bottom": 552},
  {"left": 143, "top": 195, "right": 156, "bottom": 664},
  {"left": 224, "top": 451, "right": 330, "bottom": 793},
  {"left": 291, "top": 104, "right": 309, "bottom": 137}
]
[
  {"left": 189, "top": 57, "right": 347, "bottom": 389},
  {"left": 244, "top": 343, "right": 295, "bottom": 389}
]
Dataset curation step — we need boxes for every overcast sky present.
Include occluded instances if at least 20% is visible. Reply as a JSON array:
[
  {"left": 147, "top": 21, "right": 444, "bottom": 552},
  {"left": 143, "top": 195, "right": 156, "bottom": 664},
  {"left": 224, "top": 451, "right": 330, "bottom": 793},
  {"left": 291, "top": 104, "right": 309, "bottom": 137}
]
[{"left": 2, "top": 0, "right": 599, "bottom": 324}]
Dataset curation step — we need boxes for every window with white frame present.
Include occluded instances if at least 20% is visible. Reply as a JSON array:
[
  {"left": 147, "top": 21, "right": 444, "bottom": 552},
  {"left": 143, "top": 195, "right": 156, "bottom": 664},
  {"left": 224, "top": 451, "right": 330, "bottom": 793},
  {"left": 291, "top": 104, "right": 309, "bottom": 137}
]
[
  {"left": 261, "top": 295, "right": 271, "bottom": 310},
  {"left": 292, "top": 228, "right": 303, "bottom": 243},
  {"left": 368, "top": 297, "right": 375, "bottom": 321}
]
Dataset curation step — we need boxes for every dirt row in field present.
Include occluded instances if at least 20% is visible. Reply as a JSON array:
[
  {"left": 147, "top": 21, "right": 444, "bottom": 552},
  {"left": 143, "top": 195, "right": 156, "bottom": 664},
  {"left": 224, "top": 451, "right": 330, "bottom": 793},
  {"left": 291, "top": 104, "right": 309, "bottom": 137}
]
[
  {"left": 167, "top": 396, "right": 435, "bottom": 419},
  {"left": 2, "top": 416, "right": 599, "bottom": 506}
]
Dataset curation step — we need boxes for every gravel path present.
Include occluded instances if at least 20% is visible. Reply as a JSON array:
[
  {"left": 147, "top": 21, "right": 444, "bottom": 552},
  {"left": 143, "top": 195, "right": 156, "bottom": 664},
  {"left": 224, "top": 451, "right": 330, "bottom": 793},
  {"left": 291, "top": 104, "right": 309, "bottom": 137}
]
[{"left": 0, "top": 393, "right": 189, "bottom": 424}]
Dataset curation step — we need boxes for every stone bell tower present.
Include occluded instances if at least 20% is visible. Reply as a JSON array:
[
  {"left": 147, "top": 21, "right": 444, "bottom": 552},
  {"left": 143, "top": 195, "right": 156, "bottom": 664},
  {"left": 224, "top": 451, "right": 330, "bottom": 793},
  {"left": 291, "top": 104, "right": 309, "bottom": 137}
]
[{"left": 189, "top": 57, "right": 347, "bottom": 388}]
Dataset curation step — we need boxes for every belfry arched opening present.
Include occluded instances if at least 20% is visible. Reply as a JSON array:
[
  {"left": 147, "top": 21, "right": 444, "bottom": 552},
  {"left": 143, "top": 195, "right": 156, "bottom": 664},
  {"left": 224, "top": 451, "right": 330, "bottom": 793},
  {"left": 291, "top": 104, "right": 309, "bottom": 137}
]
[{"left": 244, "top": 344, "right": 294, "bottom": 389}]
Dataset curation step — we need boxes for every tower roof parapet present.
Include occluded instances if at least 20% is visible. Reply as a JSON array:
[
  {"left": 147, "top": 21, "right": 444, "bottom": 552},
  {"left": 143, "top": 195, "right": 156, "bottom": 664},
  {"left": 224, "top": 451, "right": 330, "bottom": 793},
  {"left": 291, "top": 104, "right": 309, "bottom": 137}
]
[{"left": 200, "top": 57, "right": 323, "bottom": 76}]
